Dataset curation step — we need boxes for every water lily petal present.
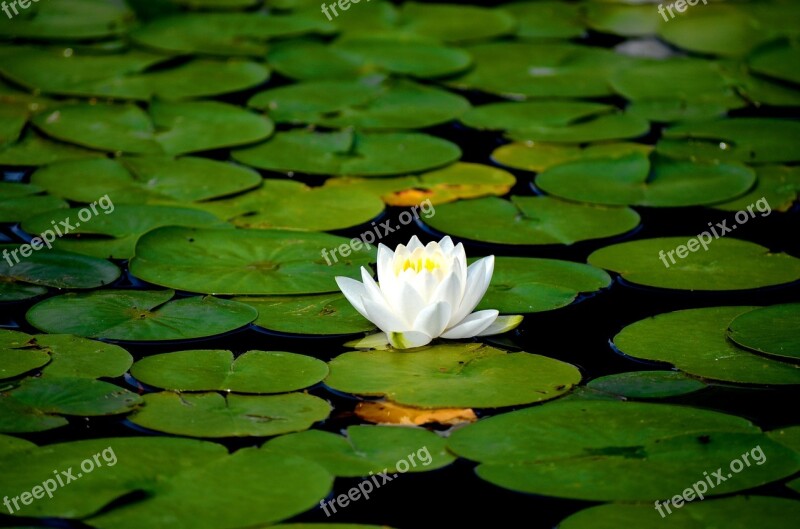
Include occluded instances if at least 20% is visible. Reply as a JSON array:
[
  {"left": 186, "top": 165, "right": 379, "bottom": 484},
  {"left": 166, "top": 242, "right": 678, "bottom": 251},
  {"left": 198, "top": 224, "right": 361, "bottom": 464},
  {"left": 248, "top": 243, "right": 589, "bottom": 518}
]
[
  {"left": 441, "top": 309, "right": 499, "bottom": 339},
  {"left": 386, "top": 278, "right": 426, "bottom": 326},
  {"left": 360, "top": 267, "right": 385, "bottom": 306},
  {"left": 363, "top": 296, "right": 409, "bottom": 334},
  {"left": 389, "top": 330, "right": 432, "bottom": 349},
  {"left": 376, "top": 243, "right": 394, "bottom": 282},
  {"left": 335, "top": 275, "right": 369, "bottom": 319},
  {"left": 439, "top": 236, "right": 454, "bottom": 253},
  {"left": 451, "top": 255, "right": 494, "bottom": 323},
  {"left": 477, "top": 315, "right": 524, "bottom": 336},
  {"left": 412, "top": 301, "right": 452, "bottom": 339},
  {"left": 406, "top": 235, "right": 424, "bottom": 252},
  {"left": 429, "top": 271, "right": 463, "bottom": 319}
]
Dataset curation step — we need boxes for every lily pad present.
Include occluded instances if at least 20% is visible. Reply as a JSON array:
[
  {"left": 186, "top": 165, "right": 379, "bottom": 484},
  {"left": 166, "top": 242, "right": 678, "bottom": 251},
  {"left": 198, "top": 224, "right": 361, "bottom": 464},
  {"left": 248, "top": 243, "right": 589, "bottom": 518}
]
[
  {"left": 558, "top": 496, "right": 800, "bottom": 529},
  {"left": 325, "top": 343, "right": 581, "bottom": 408},
  {"left": 196, "top": 178, "right": 385, "bottom": 230},
  {"left": 0, "top": 0, "right": 134, "bottom": 40},
  {"left": 131, "top": 12, "right": 333, "bottom": 56},
  {"left": 535, "top": 152, "right": 756, "bottom": 207},
  {"left": 475, "top": 256, "right": 611, "bottom": 314},
  {"left": 30, "top": 157, "right": 261, "bottom": 205},
  {"left": 129, "top": 227, "right": 375, "bottom": 295},
  {"left": 448, "top": 400, "right": 798, "bottom": 500},
  {"left": 248, "top": 78, "right": 469, "bottom": 130},
  {"left": 396, "top": 2, "right": 515, "bottom": 43},
  {"left": 232, "top": 293, "right": 375, "bottom": 335},
  {"left": 0, "top": 129, "right": 103, "bottom": 166},
  {"left": 461, "top": 101, "right": 649, "bottom": 143},
  {"left": 588, "top": 238, "right": 800, "bottom": 291},
  {"left": 21, "top": 204, "right": 230, "bottom": 260},
  {"left": 585, "top": 3, "right": 659, "bottom": 37},
  {"left": 33, "top": 100, "right": 274, "bottom": 155},
  {"left": 0, "top": 183, "right": 67, "bottom": 223},
  {"left": 129, "top": 391, "right": 331, "bottom": 438},
  {"left": 505, "top": 1, "right": 583, "bottom": 40},
  {"left": 658, "top": 5, "right": 771, "bottom": 57},
  {"left": 657, "top": 118, "right": 800, "bottom": 164},
  {"left": 0, "top": 245, "right": 120, "bottom": 301},
  {"left": 713, "top": 165, "right": 800, "bottom": 213},
  {"left": 749, "top": 39, "right": 800, "bottom": 85},
  {"left": 232, "top": 129, "right": 460, "bottom": 177},
  {"left": 131, "top": 350, "right": 328, "bottom": 393},
  {"left": 262, "top": 425, "right": 454, "bottom": 477},
  {"left": 26, "top": 290, "right": 258, "bottom": 341},
  {"left": 728, "top": 304, "right": 800, "bottom": 361},
  {"left": 0, "top": 377, "right": 141, "bottom": 433},
  {"left": 492, "top": 142, "right": 653, "bottom": 174},
  {"left": 424, "top": 196, "right": 640, "bottom": 246},
  {"left": 11, "top": 333, "right": 132, "bottom": 379},
  {"left": 586, "top": 371, "right": 707, "bottom": 399},
  {"left": 613, "top": 306, "right": 800, "bottom": 385},
  {"left": 0, "top": 330, "right": 49, "bottom": 380}
]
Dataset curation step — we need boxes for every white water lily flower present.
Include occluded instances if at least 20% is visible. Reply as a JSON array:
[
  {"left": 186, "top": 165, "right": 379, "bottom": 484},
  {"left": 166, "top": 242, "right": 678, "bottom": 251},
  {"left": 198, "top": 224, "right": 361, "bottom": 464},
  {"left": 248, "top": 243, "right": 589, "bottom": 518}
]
[{"left": 335, "top": 236, "right": 523, "bottom": 349}]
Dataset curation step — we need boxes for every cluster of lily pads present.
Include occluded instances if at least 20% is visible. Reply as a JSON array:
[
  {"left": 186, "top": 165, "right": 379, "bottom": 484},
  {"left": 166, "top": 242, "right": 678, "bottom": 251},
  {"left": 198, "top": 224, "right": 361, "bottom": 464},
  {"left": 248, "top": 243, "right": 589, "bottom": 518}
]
[{"left": 0, "top": 0, "right": 799, "bottom": 527}]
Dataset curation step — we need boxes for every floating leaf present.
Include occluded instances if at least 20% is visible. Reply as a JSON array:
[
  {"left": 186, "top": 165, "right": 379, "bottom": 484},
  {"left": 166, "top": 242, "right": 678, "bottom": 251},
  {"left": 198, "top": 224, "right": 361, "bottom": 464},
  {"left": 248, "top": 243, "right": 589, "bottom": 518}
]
[
  {"left": 0, "top": 129, "right": 103, "bottom": 166},
  {"left": 355, "top": 400, "right": 476, "bottom": 426},
  {"left": 728, "top": 304, "right": 800, "bottom": 361},
  {"left": 749, "top": 39, "right": 800, "bottom": 85},
  {"left": 129, "top": 391, "right": 331, "bottom": 438},
  {"left": 131, "top": 350, "right": 328, "bottom": 393},
  {"left": 130, "top": 227, "right": 374, "bottom": 295},
  {"left": 588, "top": 238, "right": 800, "bottom": 291},
  {"left": 585, "top": 3, "right": 659, "bottom": 37},
  {"left": 325, "top": 343, "right": 581, "bottom": 408},
  {"left": 0, "top": 0, "right": 134, "bottom": 40},
  {"left": 262, "top": 425, "right": 454, "bottom": 477},
  {"left": 0, "top": 183, "right": 67, "bottom": 223},
  {"left": 492, "top": 142, "right": 653, "bottom": 174},
  {"left": 613, "top": 306, "right": 800, "bottom": 385},
  {"left": 396, "top": 2, "right": 514, "bottom": 43},
  {"left": 0, "top": 330, "right": 49, "bottom": 380},
  {"left": 506, "top": 1, "right": 583, "bottom": 39},
  {"left": 713, "top": 165, "right": 800, "bottom": 213},
  {"left": 424, "top": 196, "right": 640, "bottom": 245},
  {"left": 658, "top": 5, "right": 771, "bottom": 57},
  {"left": 587, "top": 371, "right": 707, "bottom": 399},
  {"left": 233, "top": 293, "right": 375, "bottom": 335},
  {"left": 26, "top": 290, "right": 258, "bottom": 341}
]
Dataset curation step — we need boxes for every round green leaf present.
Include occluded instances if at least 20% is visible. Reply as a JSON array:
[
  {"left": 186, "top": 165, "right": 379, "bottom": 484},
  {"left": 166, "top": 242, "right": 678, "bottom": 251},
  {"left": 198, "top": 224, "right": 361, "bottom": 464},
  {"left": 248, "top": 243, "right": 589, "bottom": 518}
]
[
  {"left": 129, "top": 227, "right": 375, "bottom": 295},
  {"left": 129, "top": 391, "right": 331, "bottom": 438},
  {"left": 33, "top": 100, "right": 274, "bottom": 155},
  {"left": 0, "top": 0, "right": 134, "bottom": 40},
  {"left": 585, "top": 3, "right": 659, "bottom": 37},
  {"left": 536, "top": 153, "right": 756, "bottom": 207},
  {"left": 0, "top": 183, "right": 67, "bottom": 223},
  {"left": 658, "top": 5, "right": 771, "bottom": 57},
  {"left": 613, "top": 306, "right": 800, "bottom": 385},
  {"left": 131, "top": 350, "right": 328, "bottom": 393},
  {"left": 26, "top": 290, "right": 258, "bottom": 341},
  {"left": 397, "top": 2, "right": 514, "bottom": 43},
  {"left": 233, "top": 293, "right": 375, "bottom": 335},
  {"left": 232, "top": 129, "right": 460, "bottom": 177},
  {"left": 325, "top": 343, "right": 581, "bottom": 408},
  {"left": 492, "top": 142, "right": 653, "bottom": 174},
  {"left": 728, "top": 304, "right": 800, "bottom": 361},
  {"left": 262, "top": 425, "right": 454, "bottom": 477},
  {"left": 588, "top": 238, "right": 800, "bottom": 291},
  {"left": 0, "top": 129, "right": 103, "bottom": 166},
  {"left": 0, "top": 330, "right": 49, "bottom": 380},
  {"left": 713, "top": 165, "right": 800, "bottom": 213},
  {"left": 424, "top": 196, "right": 640, "bottom": 245},
  {"left": 475, "top": 256, "right": 611, "bottom": 314},
  {"left": 448, "top": 400, "right": 798, "bottom": 500},
  {"left": 506, "top": 1, "right": 583, "bottom": 40},
  {"left": 587, "top": 371, "right": 707, "bottom": 399},
  {"left": 749, "top": 39, "right": 800, "bottom": 85}
]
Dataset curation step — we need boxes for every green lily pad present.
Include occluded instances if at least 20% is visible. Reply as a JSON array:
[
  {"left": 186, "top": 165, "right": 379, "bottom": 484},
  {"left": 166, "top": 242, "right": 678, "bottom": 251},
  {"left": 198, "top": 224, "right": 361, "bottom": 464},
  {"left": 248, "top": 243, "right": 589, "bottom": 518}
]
[
  {"left": 505, "top": 1, "right": 583, "bottom": 39},
  {"left": 324, "top": 162, "right": 515, "bottom": 206},
  {"left": 587, "top": 371, "right": 707, "bottom": 399},
  {"left": 728, "top": 304, "right": 800, "bottom": 361},
  {"left": 492, "top": 142, "right": 653, "bottom": 174},
  {"left": 232, "top": 129, "right": 460, "bottom": 177},
  {"left": 626, "top": 99, "right": 731, "bottom": 123},
  {"left": 129, "top": 391, "right": 331, "bottom": 438},
  {"left": 21, "top": 204, "right": 229, "bottom": 260},
  {"left": 129, "top": 227, "right": 375, "bottom": 295},
  {"left": 26, "top": 290, "right": 258, "bottom": 341},
  {"left": 31, "top": 156, "right": 261, "bottom": 205},
  {"left": 713, "top": 165, "right": 800, "bottom": 213},
  {"left": 262, "top": 425, "right": 454, "bottom": 477},
  {"left": 232, "top": 293, "right": 375, "bottom": 335},
  {"left": 585, "top": 3, "right": 659, "bottom": 37},
  {"left": 0, "top": 129, "right": 103, "bottom": 166},
  {"left": 131, "top": 350, "right": 328, "bottom": 393},
  {"left": 613, "top": 306, "right": 800, "bottom": 385},
  {"left": 0, "top": 377, "right": 141, "bottom": 433},
  {"left": 196, "top": 178, "right": 385, "bottom": 230},
  {"left": 588, "top": 238, "right": 800, "bottom": 291},
  {"left": 0, "top": 330, "right": 49, "bottom": 380},
  {"left": 657, "top": 118, "right": 800, "bottom": 164},
  {"left": 131, "top": 12, "right": 333, "bottom": 56},
  {"left": 0, "top": 432, "right": 36, "bottom": 456},
  {"left": 448, "top": 399, "right": 798, "bottom": 500},
  {"left": 248, "top": 78, "right": 469, "bottom": 130},
  {"left": 33, "top": 100, "right": 274, "bottom": 155},
  {"left": 535, "top": 152, "right": 756, "bottom": 207},
  {"left": 0, "top": 244, "right": 120, "bottom": 301},
  {"left": 475, "top": 256, "right": 611, "bottom": 314},
  {"left": 461, "top": 101, "right": 649, "bottom": 143},
  {"left": 767, "top": 426, "right": 800, "bottom": 455},
  {"left": 558, "top": 496, "right": 800, "bottom": 529},
  {"left": 267, "top": 37, "right": 471, "bottom": 81},
  {"left": 0, "top": 0, "right": 134, "bottom": 40},
  {"left": 396, "top": 2, "right": 514, "bottom": 43},
  {"left": 0, "top": 183, "right": 67, "bottom": 223},
  {"left": 325, "top": 343, "right": 581, "bottom": 408},
  {"left": 449, "top": 42, "right": 635, "bottom": 99},
  {"left": 0, "top": 102, "right": 28, "bottom": 147},
  {"left": 424, "top": 196, "right": 640, "bottom": 246},
  {"left": 13, "top": 333, "right": 132, "bottom": 379},
  {"left": 749, "top": 39, "right": 800, "bottom": 85}
]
